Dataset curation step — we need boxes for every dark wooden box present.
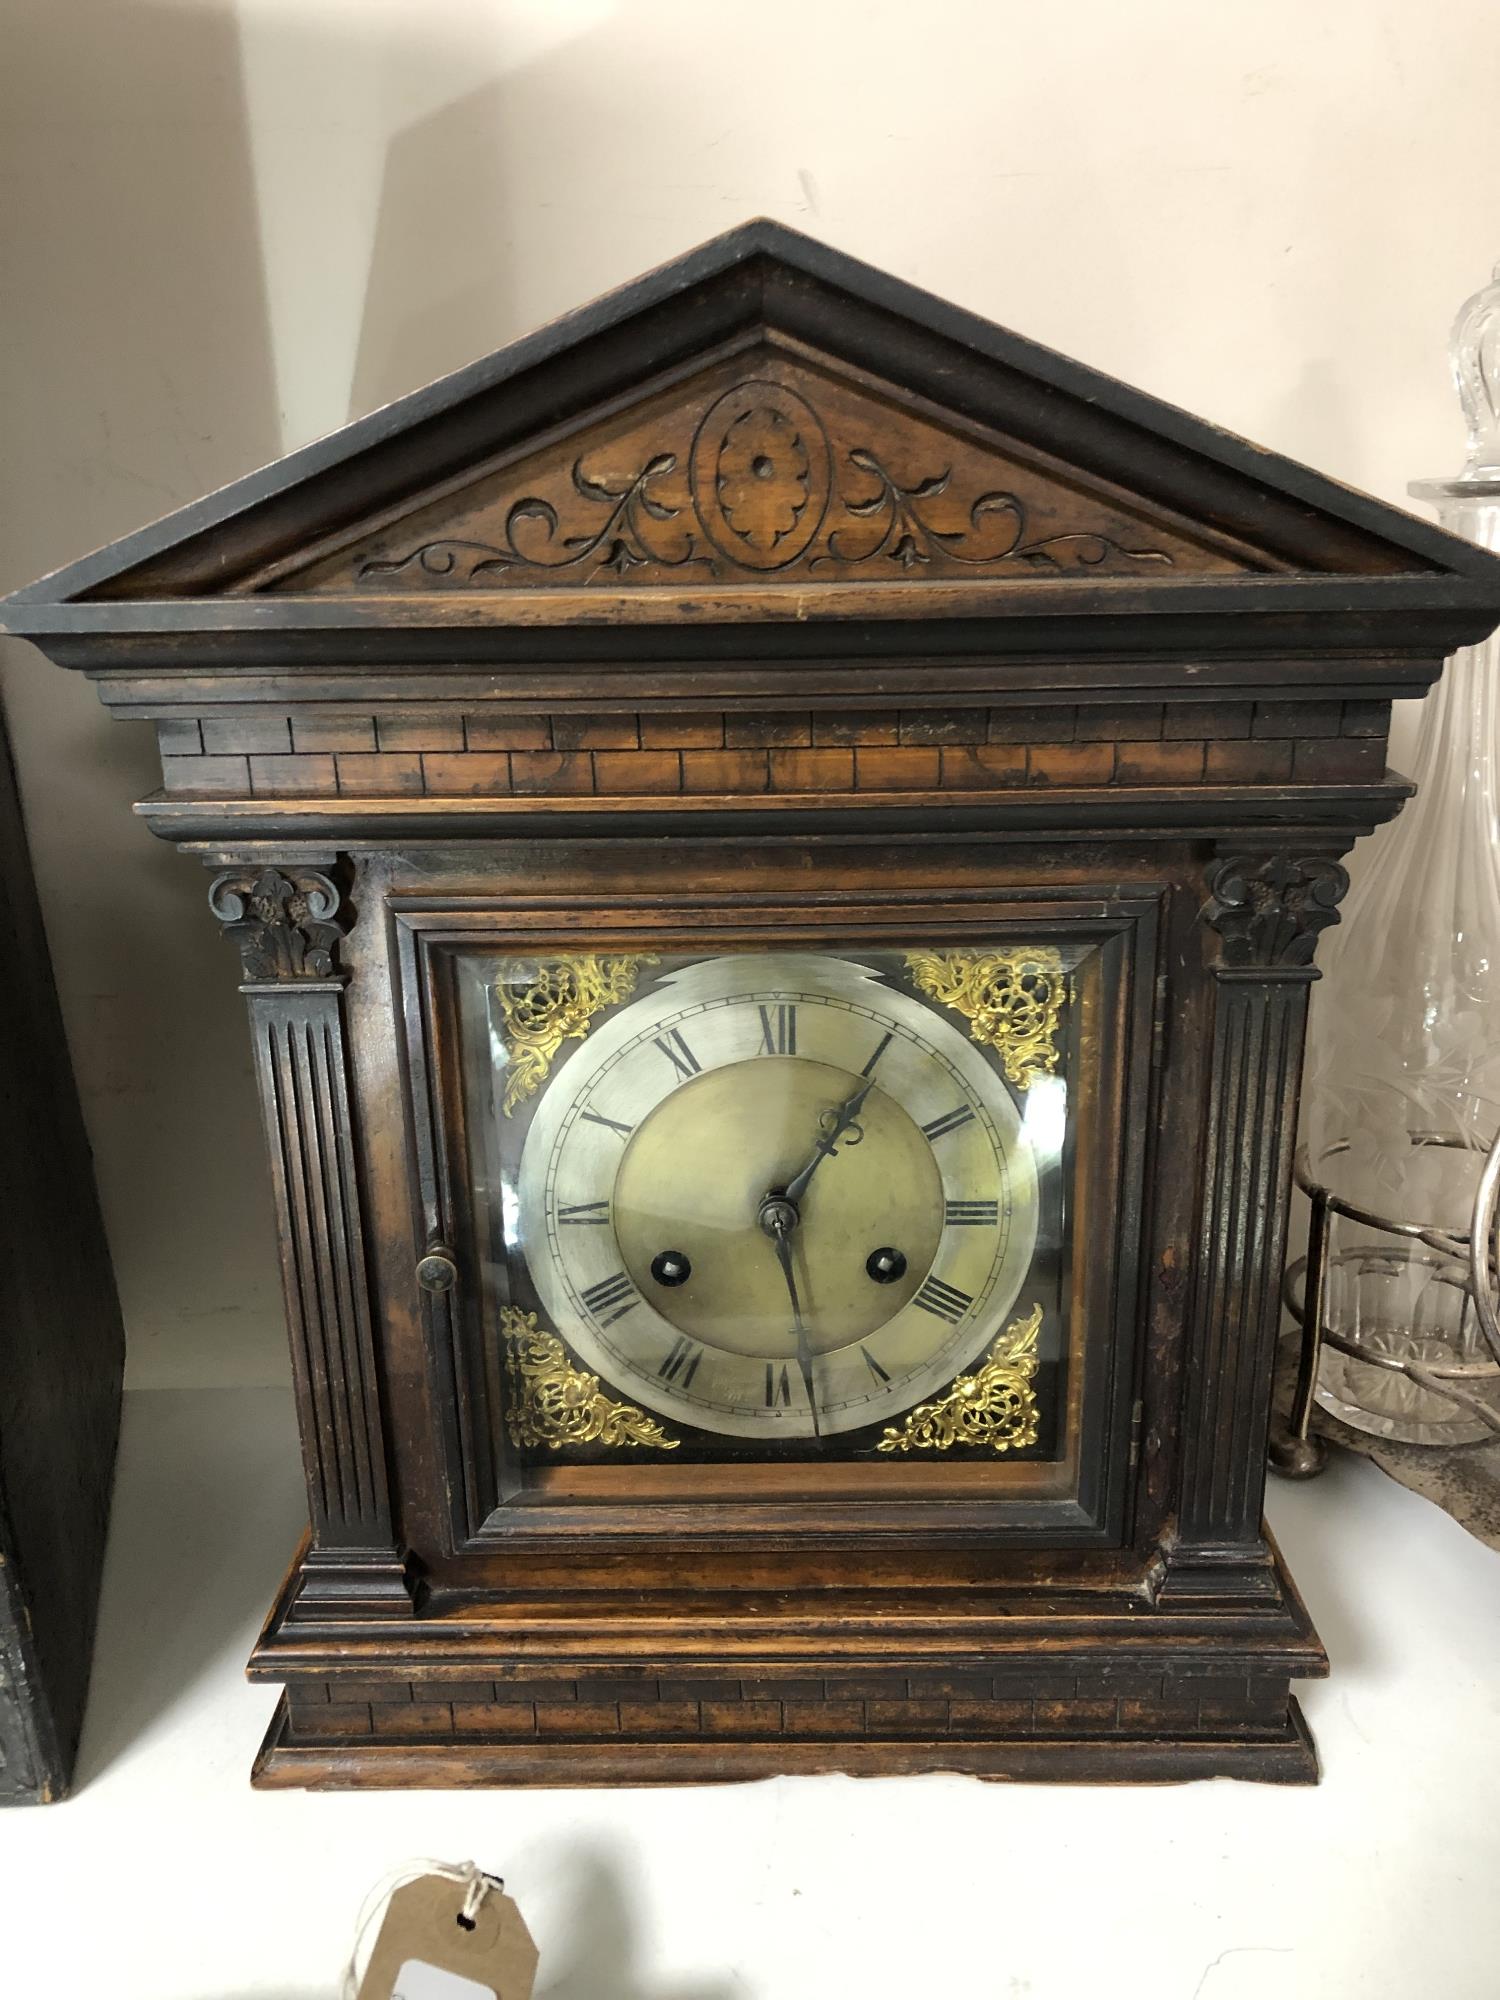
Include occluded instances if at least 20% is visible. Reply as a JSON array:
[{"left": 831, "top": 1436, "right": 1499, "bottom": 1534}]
[{"left": 0, "top": 711, "right": 124, "bottom": 1804}]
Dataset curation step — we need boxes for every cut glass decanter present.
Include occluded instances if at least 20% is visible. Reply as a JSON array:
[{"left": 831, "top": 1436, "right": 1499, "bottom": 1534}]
[{"left": 1296, "top": 262, "right": 1500, "bottom": 1447}]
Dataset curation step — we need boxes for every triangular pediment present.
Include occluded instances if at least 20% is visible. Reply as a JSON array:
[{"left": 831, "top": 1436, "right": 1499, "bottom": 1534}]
[
  {"left": 261, "top": 342, "right": 1264, "bottom": 594},
  {"left": 6, "top": 220, "right": 1500, "bottom": 677}
]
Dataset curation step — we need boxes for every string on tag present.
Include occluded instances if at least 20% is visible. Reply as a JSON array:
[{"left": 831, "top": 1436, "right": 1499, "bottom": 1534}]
[{"left": 340, "top": 1858, "right": 501, "bottom": 1999}]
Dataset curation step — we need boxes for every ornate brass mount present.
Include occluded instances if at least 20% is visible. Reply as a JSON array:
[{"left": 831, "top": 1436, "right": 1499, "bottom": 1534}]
[
  {"left": 904, "top": 947, "right": 1065, "bottom": 1087},
  {"left": 494, "top": 953, "right": 657, "bottom": 1115},
  {"left": 876, "top": 1303, "right": 1043, "bottom": 1456},
  {"left": 501, "top": 1308, "right": 679, "bottom": 1452}
]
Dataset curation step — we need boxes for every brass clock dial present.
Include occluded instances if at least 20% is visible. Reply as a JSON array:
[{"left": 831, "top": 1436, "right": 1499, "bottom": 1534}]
[{"left": 514, "top": 952, "right": 1040, "bottom": 1440}]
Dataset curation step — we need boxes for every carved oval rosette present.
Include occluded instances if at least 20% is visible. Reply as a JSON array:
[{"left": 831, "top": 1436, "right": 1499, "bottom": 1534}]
[{"left": 688, "top": 380, "right": 833, "bottom": 571}]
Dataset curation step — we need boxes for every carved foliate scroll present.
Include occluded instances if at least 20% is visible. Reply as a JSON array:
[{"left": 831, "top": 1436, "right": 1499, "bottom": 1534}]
[
  {"left": 355, "top": 396, "right": 1176, "bottom": 585},
  {"left": 210, "top": 867, "right": 345, "bottom": 980},
  {"left": 277, "top": 355, "right": 1245, "bottom": 594}
]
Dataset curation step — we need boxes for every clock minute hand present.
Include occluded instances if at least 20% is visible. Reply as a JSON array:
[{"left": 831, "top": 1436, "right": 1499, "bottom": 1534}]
[
  {"left": 783, "top": 1077, "right": 876, "bottom": 1209},
  {"left": 764, "top": 1205, "right": 821, "bottom": 1439}
]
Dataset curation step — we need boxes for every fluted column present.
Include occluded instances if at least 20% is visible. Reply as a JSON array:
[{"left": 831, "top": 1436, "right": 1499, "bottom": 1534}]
[
  {"left": 1163, "top": 852, "right": 1348, "bottom": 1602},
  {"left": 211, "top": 866, "right": 412, "bottom": 1618}
]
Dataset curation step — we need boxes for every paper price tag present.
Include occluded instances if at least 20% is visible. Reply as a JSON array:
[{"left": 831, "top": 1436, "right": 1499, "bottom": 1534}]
[
  {"left": 394, "top": 1965, "right": 498, "bottom": 2000},
  {"left": 356, "top": 1874, "right": 537, "bottom": 2000}
]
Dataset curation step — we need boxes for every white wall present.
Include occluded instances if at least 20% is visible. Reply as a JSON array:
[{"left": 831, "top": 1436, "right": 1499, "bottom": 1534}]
[{"left": 2, "top": 0, "right": 1495, "bottom": 1387}]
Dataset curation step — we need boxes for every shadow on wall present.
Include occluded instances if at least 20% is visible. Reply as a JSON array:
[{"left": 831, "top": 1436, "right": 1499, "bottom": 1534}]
[
  {"left": 74, "top": 1386, "right": 303, "bottom": 1789},
  {"left": 346, "top": 16, "right": 682, "bottom": 424},
  {"left": 350, "top": 74, "right": 521, "bottom": 425},
  {"left": 0, "top": 0, "right": 729, "bottom": 1398},
  {"left": 0, "top": 1, "right": 622, "bottom": 1391},
  {"left": 0, "top": 0, "right": 284, "bottom": 1387}
]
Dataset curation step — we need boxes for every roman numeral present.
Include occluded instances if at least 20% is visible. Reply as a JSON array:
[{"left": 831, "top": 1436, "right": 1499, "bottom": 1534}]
[
  {"left": 765, "top": 1362, "right": 793, "bottom": 1407},
  {"left": 945, "top": 1198, "right": 999, "bottom": 1226},
  {"left": 922, "top": 1105, "right": 976, "bottom": 1143},
  {"left": 860, "top": 1030, "right": 894, "bottom": 1078},
  {"left": 912, "top": 1275, "right": 974, "bottom": 1324},
  {"left": 658, "top": 1335, "right": 703, "bottom": 1388},
  {"left": 654, "top": 1027, "right": 701, "bottom": 1081},
  {"left": 861, "top": 1346, "right": 891, "bottom": 1385},
  {"left": 580, "top": 1271, "right": 637, "bottom": 1325},
  {"left": 758, "top": 1004, "right": 797, "bottom": 1056},
  {"left": 558, "top": 1200, "right": 610, "bottom": 1225},
  {"left": 580, "top": 1108, "right": 634, "bottom": 1139}
]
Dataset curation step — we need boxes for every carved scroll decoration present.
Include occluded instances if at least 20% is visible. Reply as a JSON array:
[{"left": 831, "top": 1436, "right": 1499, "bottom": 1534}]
[
  {"left": 362, "top": 455, "right": 710, "bottom": 583},
  {"left": 355, "top": 378, "right": 1176, "bottom": 586},
  {"left": 495, "top": 953, "right": 657, "bottom": 1115},
  {"left": 209, "top": 867, "right": 345, "bottom": 980},
  {"left": 820, "top": 449, "right": 1171, "bottom": 574},
  {"left": 905, "top": 946, "right": 1066, "bottom": 1087},
  {"left": 501, "top": 1309, "right": 679, "bottom": 1451},
  {"left": 1201, "top": 855, "right": 1350, "bottom": 969},
  {"left": 876, "top": 1304, "right": 1043, "bottom": 1455}
]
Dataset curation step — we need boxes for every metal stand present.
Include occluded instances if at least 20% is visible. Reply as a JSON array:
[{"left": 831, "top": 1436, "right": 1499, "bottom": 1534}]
[{"left": 1271, "top": 1131, "right": 1500, "bottom": 1477}]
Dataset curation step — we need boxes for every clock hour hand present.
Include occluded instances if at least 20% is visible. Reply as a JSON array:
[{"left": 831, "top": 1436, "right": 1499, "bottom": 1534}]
[
  {"left": 760, "top": 1197, "right": 821, "bottom": 1438},
  {"left": 783, "top": 1076, "right": 876, "bottom": 1209}
]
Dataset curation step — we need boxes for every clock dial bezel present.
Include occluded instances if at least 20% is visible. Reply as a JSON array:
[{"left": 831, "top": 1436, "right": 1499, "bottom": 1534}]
[
  {"left": 514, "top": 950, "right": 1042, "bottom": 1439},
  {"left": 396, "top": 889, "right": 1153, "bottom": 1551}
]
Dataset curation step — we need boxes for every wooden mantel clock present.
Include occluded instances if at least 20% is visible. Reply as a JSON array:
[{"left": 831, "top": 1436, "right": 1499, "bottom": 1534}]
[{"left": 8, "top": 223, "right": 1500, "bottom": 1788}]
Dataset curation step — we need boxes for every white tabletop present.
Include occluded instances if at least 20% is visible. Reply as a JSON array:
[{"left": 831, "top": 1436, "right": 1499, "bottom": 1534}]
[{"left": 8, "top": 1385, "right": 1497, "bottom": 1999}]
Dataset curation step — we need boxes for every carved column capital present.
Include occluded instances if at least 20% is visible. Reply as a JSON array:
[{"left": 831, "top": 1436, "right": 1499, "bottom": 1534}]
[
  {"left": 208, "top": 867, "right": 346, "bottom": 981},
  {"left": 1200, "top": 853, "right": 1349, "bottom": 970}
]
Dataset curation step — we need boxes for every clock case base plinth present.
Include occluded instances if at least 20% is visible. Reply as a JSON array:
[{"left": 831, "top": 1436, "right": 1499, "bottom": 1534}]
[
  {"left": 254, "top": 1703, "right": 1317, "bottom": 1788},
  {"left": 246, "top": 1533, "right": 1325, "bottom": 1788}
]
